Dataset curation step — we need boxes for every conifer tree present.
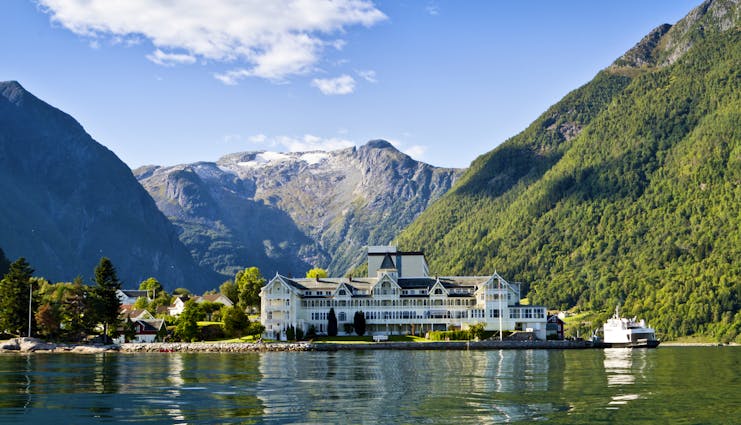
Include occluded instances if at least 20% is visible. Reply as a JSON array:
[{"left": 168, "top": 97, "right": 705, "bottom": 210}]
[
  {"left": 353, "top": 311, "right": 366, "bottom": 336},
  {"left": 0, "top": 257, "right": 35, "bottom": 336},
  {"left": 92, "top": 257, "right": 122, "bottom": 342},
  {"left": 327, "top": 308, "right": 338, "bottom": 336}
]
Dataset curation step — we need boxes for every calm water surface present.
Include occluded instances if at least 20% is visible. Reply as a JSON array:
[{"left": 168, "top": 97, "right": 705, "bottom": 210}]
[{"left": 0, "top": 347, "right": 738, "bottom": 424}]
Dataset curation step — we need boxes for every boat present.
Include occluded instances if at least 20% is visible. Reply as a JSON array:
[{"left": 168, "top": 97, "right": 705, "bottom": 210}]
[{"left": 602, "top": 306, "right": 660, "bottom": 348}]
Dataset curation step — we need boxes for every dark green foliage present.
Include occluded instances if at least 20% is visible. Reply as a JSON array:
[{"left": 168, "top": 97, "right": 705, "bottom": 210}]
[
  {"left": 397, "top": 20, "right": 740, "bottom": 341},
  {"left": 353, "top": 311, "right": 366, "bottom": 336},
  {"left": 92, "top": 257, "right": 122, "bottom": 340},
  {"left": 0, "top": 257, "right": 35, "bottom": 336},
  {"left": 219, "top": 280, "right": 239, "bottom": 304},
  {"left": 222, "top": 306, "right": 249, "bottom": 337},
  {"left": 175, "top": 300, "right": 201, "bottom": 342},
  {"left": 306, "top": 325, "right": 317, "bottom": 339},
  {"left": 327, "top": 308, "right": 338, "bottom": 336},
  {"left": 246, "top": 321, "right": 265, "bottom": 337},
  {"left": 199, "top": 323, "right": 226, "bottom": 340},
  {"left": 285, "top": 325, "right": 295, "bottom": 341},
  {"left": 342, "top": 323, "right": 354, "bottom": 334},
  {"left": 0, "top": 248, "right": 10, "bottom": 277}
]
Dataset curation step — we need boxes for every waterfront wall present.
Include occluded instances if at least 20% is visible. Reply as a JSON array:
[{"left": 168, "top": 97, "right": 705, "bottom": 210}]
[{"left": 2, "top": 337, "right": 593, "bottom": 353}]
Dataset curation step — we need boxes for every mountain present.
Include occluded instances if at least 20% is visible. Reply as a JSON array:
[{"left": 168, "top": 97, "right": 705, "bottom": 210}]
[
  {"left": 0, "top": 81, "right": 219, "bottom": 292},
  {"left": 135, "top": 140, "right": 460, "bottom": 278},
  {"left": 396, "top": 0, "right": 740, "bottom": 341}
]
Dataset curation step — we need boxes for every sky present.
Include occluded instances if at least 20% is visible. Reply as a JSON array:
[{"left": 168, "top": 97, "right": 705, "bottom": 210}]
[{"left": 1, "top": 0, "right": 701, "bottom": 169}]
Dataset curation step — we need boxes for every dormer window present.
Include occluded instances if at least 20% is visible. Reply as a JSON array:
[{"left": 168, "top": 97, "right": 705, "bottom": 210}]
[
  {"left": 339, "top": 289, "right": 346, "bottom": 296},
  {"left": 434, "top": 288, "right": 443, "bottom": 295}
]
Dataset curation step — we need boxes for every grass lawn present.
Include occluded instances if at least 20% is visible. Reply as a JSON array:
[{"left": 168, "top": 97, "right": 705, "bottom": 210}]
[{"left": 311, "top": 335, "right": 429, "bottom": 344}]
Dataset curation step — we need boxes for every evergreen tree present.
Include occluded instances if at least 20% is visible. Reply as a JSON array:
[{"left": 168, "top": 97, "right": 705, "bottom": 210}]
[
  {"left": 353, "top": 311, "right": 366, "bottom": 336},
  {"left": 0, "top": 248, "right": 10, "bottom": 277},
  {"left": 0, "top": 258, "right": 35, "bottom": 337},
  {"left": 92, "top": 257, "right": 122, "bottom": 342},
  {"left": 327, "top": 308, "right": 338, "bottom": 336}
]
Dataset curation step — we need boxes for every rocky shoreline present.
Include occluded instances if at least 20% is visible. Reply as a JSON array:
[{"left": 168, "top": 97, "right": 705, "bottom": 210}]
[{"left": 2, "top": 337, "right": 597, "bottom": 354}]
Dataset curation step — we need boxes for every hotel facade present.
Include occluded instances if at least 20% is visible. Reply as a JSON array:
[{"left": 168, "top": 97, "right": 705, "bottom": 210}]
[{"left": 260, "top": 246, "right": 548, "bottom": 340}]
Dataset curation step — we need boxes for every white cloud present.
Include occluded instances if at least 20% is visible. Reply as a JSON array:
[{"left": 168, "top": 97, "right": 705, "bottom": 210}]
[
  {"left": 404, "top": 144, "right": 427, "bottom": 159},
  {"left": 387, "top": 138, "right": 427, "bottom": 160},
  {"left": 426, "top": 2, "right": 440, "bottom": 16},
  {"left": 248, "top": 134, "right": 355, "bottom": 152},
  {"left": 279, "top": 134, "right": 355, "bottom": 151},
  {"left": 146, "top": 49, "right": 196, "bottom": 66},
  {"left": 311, "top": 75, "right": 356, "bottom": 95},
  {"left": 38, "top": 0, "right": 386, "bottom": 82},
  {"left": 357, "top": 69, "right": 377, "bottom": 83}
]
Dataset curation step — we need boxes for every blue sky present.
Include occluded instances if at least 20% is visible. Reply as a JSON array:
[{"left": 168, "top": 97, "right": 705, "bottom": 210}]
[{"left": 1, "top": 0, "right": 700, "bottom": 169}]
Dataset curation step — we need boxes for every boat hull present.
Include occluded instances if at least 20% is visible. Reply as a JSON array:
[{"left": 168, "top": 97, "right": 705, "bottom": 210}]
[{"left": 603, "top": 340, "right": 660, "bottom": 349}]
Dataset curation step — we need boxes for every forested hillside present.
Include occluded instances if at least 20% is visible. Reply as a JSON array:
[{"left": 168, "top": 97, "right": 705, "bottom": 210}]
[{"left": 396, "top": 0, "right": 739, "bottom": 341}]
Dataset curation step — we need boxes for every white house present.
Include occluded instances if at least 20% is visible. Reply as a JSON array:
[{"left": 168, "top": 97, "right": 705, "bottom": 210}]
[
  {"left": 260, "top": 246, "right": 548, "bottom": 340},
  {"left": 168, "top": 293, "right": 235, "bottom": 316}
]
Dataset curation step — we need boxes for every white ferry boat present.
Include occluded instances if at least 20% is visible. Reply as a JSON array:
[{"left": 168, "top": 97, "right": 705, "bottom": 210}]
[{"left": 602, "top": 306, "right": 660, "bottom": 348}]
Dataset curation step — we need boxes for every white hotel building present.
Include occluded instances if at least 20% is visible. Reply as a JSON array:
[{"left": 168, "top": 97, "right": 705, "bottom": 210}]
[{"left": 260, "top": 246, "right": 547, "bottom": 340}]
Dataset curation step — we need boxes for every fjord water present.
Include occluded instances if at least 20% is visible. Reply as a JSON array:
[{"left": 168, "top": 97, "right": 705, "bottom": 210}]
[{"left": 0, "top": 348, "right": 737, "bottom": 424}]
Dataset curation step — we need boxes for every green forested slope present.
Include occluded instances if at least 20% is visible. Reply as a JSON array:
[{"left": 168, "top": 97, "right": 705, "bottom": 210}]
[{"left": 396, "top": 1, "right": 740, "bottom": 341}]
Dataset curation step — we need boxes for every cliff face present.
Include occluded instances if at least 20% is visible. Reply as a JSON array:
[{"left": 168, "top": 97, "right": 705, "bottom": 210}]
[
  {"left": 0, "top": 81, "right": 219, "bottom": 291},
  {"left": 136, "top": 140, "right": 461, "bottom": 277}
]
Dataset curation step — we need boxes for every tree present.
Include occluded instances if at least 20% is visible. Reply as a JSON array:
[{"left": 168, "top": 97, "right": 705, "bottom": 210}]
[
  {"left": 235, "top": 267, "right": 265, "bottom": 312},
  {"left": 175, "top": 300, "right": 201, "bottom": 342},
  {"left": 0, "top": 248, "right": 10, "bottom": 277},
  {"left": 0, "top": 257, "right": 35, "bottom": 336},
  {"left": 35, "top": 303, "right": 60, "bottom": 339},
  {"left": 353, "top": 311, "right": 366, "bottom": 336},
  {"left": 199, "top": 301, "right": 222, "bottom": 321},
  {"left": 92, "top": 257, "right": 122, "bottom": 342},
  {"left": 306, "top": 267, "right": 328, "bottom": 279},
  {"left": 327, "top": 308, "right": 338, "bottom": 336},
  {"left": 222, "top": 306, "right": 249, "bottom": 337},
  {"left": 219, "top": 280, "right": 239, "bottom": 305},
  {"left": 60, "top": 277, "right": 95, "bottom": 342},
  {"left": 173, "top": 287, "right": 191, "bottom": 297},
  {"left": 138, "top": 277, "right": 164, "bottom": 298}
]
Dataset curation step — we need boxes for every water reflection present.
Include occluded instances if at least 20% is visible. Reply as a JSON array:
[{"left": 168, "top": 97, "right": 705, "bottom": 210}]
[
  {"left": 256, "top": 350, "right": 559, "bottom": 423},
  {"left": 603, "top": 348, "right": 651, "bottom": 410}
]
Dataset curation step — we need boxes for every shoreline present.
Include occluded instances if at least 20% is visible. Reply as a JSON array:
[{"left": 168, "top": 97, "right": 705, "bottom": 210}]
[{"left": 2, "top": 338, "right": 737, "bottom": 354}]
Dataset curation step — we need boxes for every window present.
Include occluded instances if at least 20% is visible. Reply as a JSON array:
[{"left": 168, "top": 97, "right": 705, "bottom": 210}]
[
  {"left": 489, "top": 309, "right": 500, "bottom": 318},
  {"left": 339, "top": 289, "right": 346, "bottom": 296},
  {"left": 434, "top": 288, "right": 442, "bottom": 295},
  {"left": 338, "top": 312, "right": 346, "bottom": 321}
]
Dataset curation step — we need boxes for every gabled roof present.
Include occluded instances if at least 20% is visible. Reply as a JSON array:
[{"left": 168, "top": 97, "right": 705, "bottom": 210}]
[
  {"left": 118, "top": 289, "right": 150, "bottom": 298},
  {"left": 379, "top": 253, "right": 396, "bottom": 270}
]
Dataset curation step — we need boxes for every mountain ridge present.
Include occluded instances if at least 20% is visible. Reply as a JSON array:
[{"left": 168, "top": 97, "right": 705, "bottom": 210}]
[
  {"left": 0, "top": 80, "right": 220, "bottom": 291},
  {"left": 135, "top": 140, "right": 461, "bottom": 279},
  {"left": 395, "top": 0, "right": 740, "bottom": 341}
]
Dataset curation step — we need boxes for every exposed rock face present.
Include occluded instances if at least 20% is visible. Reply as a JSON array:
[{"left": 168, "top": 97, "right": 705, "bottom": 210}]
[
  {"left": 136, "top": 140, "right": 461, "bottom": 277},
  {"left": 0, "top": 81, "right": 219, "bottom": 291},
  {"left": 609, "top": 0, "right": 740, "bottom": 72}
]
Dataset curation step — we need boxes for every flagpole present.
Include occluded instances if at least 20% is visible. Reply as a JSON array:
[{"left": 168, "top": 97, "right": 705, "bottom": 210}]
[{"left": 28, "top": 282, "right": 32, "bottom": 338}]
